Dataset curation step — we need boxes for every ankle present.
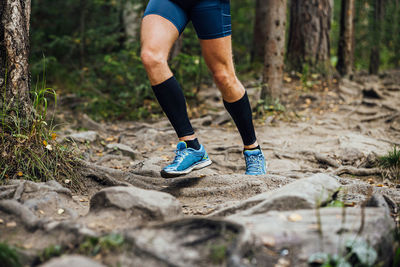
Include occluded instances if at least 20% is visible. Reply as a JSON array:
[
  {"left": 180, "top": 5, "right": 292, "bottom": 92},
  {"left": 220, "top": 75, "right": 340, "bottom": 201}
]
[
  {"left": 244, "top": 145, "right": 261, "bottom": 152},
  {"left": 184, "top": 138, "right": 200, "bottom": 150}
]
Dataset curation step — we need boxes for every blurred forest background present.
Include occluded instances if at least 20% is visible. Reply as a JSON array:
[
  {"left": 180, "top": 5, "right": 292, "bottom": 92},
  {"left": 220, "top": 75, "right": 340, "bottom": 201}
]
[{"left": 29, "top": 0, "right": 400, "bottom": 121}]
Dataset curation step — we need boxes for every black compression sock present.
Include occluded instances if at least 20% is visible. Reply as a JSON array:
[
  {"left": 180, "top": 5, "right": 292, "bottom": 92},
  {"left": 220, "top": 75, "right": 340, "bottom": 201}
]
[
  {"left": 223, "top": 91, "right": 257, "bottom": 146},
  {"left": 152, "top": 76, "right": 194, "bottom": 138},
  {"left": 185, "top": 138, "right": 200, "bottom": 150}
]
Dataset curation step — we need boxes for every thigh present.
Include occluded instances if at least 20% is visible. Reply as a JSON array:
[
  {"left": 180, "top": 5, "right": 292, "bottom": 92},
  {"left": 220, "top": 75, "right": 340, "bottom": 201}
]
[
  {"left": 143, "top": 0, "right": 189, "bottom": 35},
  {"left": 141, "top": 14, "right": 179, "bottom": 56},
  {"left": 200, "top": 36, "right": 235, "bottom": 75},
  {"left": 191, "top": 0, "right": 232, "bottom": 40}
]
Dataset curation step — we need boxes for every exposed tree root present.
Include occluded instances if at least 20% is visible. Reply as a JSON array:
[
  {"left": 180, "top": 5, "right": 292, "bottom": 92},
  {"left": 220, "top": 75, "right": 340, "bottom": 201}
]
[
  {"left": 314, "top": 152, "right": 340, "bottom": 168},
  {"left": 0, "top": 200, "right": 40, "bottom": 231},
  {"left": 79, "top": 160, "right": 165, "bottom": 190},
  {"left": 334, "top": 166, "right": 382, "bottom": 176}
]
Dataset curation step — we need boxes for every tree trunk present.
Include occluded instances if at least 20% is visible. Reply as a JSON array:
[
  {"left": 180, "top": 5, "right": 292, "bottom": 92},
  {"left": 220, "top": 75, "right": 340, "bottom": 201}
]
[
  {"left": 287, "top": 0, "right": 332, "bottom": 76},
  {"left": 394, "top": 0, "right": 400, "bottom": 67},
  {"left": 122, "top": 0, "right": 142, "bottom": 43},
  {"left": 251, "top": 0, "right": 268, "bottom": 64},
  {"left": 337, "top": 0, "right": 355, "bottom": 77},
  {"left": 260, "top": 0, "right": 287, "bottom": 100},
  {"left": 369, "top": 0, "right": 386, "bottom": 74},
  {"left": 0, "top": 0, "right": 32, "bottom": 128}
]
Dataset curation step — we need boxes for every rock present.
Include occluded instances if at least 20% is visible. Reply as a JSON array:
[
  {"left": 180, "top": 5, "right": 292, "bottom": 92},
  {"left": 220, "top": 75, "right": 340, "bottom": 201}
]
[
  {"left": 66, "top": 131, "right": 98, "bottom": 142},
  {"left": 39, "top": 255, "right": 106, "bottom": 267},
  {"left": 106, "top": 143, "right": 138, "bottom": 159},
  {"left": 78, "top": 114, "right": 104, "bottom": 132},
  {"left": 123, "top": 218, "right": 251, "bottom": 267},
  {"left": 229, "top": 207, "right": 395, "bottom": 267},
  {"left": 90, "top": 186, "right": 181, "bottom": 221},
  {"left": 339, "top": 147, "right": 364, "bottom": 166},
  {"left": 131, "top": 157, "right": 164, "bottom": 177},
  {"left": 211, "top": 173, "right": 340, "bottom": 217}
]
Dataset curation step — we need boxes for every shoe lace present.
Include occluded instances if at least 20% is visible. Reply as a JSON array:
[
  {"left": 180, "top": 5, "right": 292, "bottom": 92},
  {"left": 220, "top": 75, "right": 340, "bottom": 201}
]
[
  {"left": 172, "top": 149, "right": 188, "bottom": 164},
  {"left": 246, "top": 154, "right": 264, "bottom": 172}
]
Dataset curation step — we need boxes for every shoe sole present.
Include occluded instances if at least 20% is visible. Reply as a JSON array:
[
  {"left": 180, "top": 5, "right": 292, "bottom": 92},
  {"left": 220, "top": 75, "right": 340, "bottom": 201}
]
[{"left": 161, "top": 159, "right": 212, "bottom": 179}]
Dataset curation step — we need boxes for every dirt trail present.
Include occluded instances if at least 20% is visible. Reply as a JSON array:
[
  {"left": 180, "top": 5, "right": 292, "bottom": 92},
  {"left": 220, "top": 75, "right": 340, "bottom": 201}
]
[{"left": 65, "top": 70, "right": 400, "bottom": 213}]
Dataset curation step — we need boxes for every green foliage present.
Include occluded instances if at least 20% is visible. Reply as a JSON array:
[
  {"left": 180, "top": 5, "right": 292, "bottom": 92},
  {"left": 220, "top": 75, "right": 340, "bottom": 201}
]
[
  {"left": 257, "top": 97, "right": 286, "bottom": 113},
  {"left": 28, "top": 0, "right": 400, "bottom": 121},
  {"left": 79, "top": 233, "right": 125, "bottom": 256},
  {"left": 209, "top": 244, "right": 227, "bottom": 264},
  {"left": 379, "top": 146, "right": 400, "bottom": 181},
  {"left": 309, "top": 240, "right": 377, "bottom": 267},
  {"left": 0, "top": 65, "right": 82, "bottom": 191},
  {"left": 39, "top": 245, "right": 62, "bottom": 263},
  {"left": 0, "top": 242, "right": 21, "bottom": 267},
  {"left": 326, "top": 200, "right": 345, "bottom": 208}
]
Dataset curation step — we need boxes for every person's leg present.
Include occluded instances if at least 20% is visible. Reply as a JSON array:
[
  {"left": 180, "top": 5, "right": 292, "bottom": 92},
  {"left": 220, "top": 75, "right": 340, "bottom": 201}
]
[
  {"left": 140, "top": 1, "right": 212, "bottom": 178},
  {"left": 140, "top": 14, "right": 196, "bottom": 144},
  {"left": 200, "top": 37, "right": 266, "bottom": 175},
  {"left": 200, "top": 36, "right": 259, "bottom": 150}
]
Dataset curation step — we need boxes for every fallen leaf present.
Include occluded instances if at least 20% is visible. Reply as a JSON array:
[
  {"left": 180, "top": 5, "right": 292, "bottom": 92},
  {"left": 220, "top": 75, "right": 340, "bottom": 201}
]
[
  {"left": 22, "top": 243, "right": 33, "bottom": 249},
  {"left": 261, "top": 235, "right": 276, "bottom": 247},
  {"left": 376, "top": 184, "right": 384, "bottom": 187},
  {"left": 6, "top": 221, "right": 17, "bottom": 228},
  {"left": 57, "top": 208, "right": 65, "bottom": 215},
  {"left": 288, "top": 213, "right": 303, "bottom": 222}
]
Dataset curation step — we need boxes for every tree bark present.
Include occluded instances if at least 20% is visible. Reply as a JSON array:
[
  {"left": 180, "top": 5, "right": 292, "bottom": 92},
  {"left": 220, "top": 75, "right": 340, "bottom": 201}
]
[
  {"left": 251, "top": 0, "right": 268, "bottom": 64},
  {"left": 369, "top": 0, "right": 386, "bottom": 75},
  {"left": 0, "top": 0, "right": 32, "bottom": 127},
  {"left": 260, "top": 0, "right": 287, "bottom": 100},
  {"left": 337, "top": 0, "right": 355, "bottom": 77},
  {"left": 287, "top": 0, "right": 332, "bottom": 75}
]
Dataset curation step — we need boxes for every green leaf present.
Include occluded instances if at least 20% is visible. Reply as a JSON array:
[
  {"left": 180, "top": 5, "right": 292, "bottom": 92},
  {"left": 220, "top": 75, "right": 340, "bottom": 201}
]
[{"left": 345, "top": 240, "right": 377, "bottom": 266}]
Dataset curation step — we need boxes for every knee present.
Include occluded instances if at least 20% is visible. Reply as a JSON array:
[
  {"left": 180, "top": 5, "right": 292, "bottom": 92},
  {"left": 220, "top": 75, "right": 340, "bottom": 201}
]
[
  {"left": 213, "top": 70, "right": 236, "bottom": 88},
  {"left": 140, "top": 48, "right": 167, "bottom": 70}
]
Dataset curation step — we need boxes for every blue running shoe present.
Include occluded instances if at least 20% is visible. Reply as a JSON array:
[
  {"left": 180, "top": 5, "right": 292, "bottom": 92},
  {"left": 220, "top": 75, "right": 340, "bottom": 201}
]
[
  {"left": 244, "top": 149, "right": 267, "bottom": 175},
  {"left": 161, "top": 141, "right": 212, "bottom": 178}
]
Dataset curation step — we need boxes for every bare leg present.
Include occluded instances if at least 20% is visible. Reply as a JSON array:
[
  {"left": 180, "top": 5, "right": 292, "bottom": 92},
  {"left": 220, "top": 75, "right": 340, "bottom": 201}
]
[
  {"left": 200, "top": 36, "right": 258, "bottom": 149},
  {"left": 140, "top": 15, "right": 195, "bottom": 141}
]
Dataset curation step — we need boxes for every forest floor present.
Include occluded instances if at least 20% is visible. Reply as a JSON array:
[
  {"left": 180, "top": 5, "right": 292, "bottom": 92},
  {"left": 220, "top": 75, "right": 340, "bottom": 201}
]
[{"left": 1, "top": 70, "right": 400, "bottom": 266}]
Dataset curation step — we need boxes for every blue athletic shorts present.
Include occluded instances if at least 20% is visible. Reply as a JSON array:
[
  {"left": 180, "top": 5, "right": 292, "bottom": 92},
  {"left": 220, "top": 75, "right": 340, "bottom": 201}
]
[{"left": 143, "top": 0, "right": 232, "bottom": 40}]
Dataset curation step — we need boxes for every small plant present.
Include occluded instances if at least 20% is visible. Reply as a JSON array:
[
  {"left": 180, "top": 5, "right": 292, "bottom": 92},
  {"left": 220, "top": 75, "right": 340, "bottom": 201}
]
[
  {"left": 79, "top": 233, "right": 125, "bottom": 256},
  {"left": 256, "top": 97, "right": 286, "bottom": 118},
  {"left": 209, "top": 244, "right": 227, "bottom": 264},
  {"left": 38, "top": 244, "right": 62, "bottom": 263},
  {"left": 309, "top": 240, "right": 377, "bottom": 267},
  {"left": 0, "top": 62, "right": 82, "bottom": 191},
  {"left": 0, "top": 242, "right": 21, "bottom": 267},
  {"left": 379, "top": 146, "right": 400, "bottom": 181}
]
